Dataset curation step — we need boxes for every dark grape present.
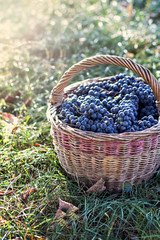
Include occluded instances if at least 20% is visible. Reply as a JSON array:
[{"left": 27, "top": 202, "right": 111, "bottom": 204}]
[{"left": 58, "top": 74, "right": 159, "bottom": 133}]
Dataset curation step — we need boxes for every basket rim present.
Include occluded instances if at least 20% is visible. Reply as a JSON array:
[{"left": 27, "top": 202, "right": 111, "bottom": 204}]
[
  {"left": 50, "top": 55, "right": 160, "bottom": 106},
  {"left": 47, "top": 76, "right": 160, "bottom": 142}
]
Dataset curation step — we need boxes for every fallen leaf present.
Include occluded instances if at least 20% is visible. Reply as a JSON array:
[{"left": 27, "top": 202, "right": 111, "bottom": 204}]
[
  {"left": 54, "top": 209, "right": 66, "bottom": 219},
  {"left": 11, "top": 126, "right": 20, "bottom": 134},
  {"left": 0, "top": 112, "right": 19, "bottom": 124},
  {"left": 21, "top": 188, "right": 36, "bottom": 203},
  {"left": 5, "top": 95, "right": 16, "bottom": 103},
  {"left": 86, "top": 178, "right": 106, "bottom": 194},
  {"left": 0, "top": 190, "right": 14, "bottom": 196},
  {"left": 34, "top": 143, "right": 40, "bottom": 147},
  {"left": 47, "top": 199, "right": 79, "bottom": 235},
  {"left": 14, "top": 90, "right": 21, "bottom": 97},
  {"left": 25, "top": 98, "right": 32, "bottom": 107},
  {"left": 59, "top": 198, "right": 79, "bottom": 212},
  {"left": 54, "top": 198, "right": 79, "bottom": 219}
]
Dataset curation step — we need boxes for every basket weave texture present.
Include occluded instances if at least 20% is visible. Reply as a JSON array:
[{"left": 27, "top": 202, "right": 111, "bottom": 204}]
[{"left": 47, "top": 55, "right": 160, "bottom": 192}]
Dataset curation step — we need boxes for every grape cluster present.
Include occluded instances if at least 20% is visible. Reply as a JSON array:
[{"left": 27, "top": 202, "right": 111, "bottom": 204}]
[{"left": 58, "top": 74, "right": 159, "bottom": 133}]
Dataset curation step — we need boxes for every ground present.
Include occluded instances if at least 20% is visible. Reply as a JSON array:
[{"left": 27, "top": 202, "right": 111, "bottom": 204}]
[{"left": 0, "top": 0, "right": 160, "bottom": 239}]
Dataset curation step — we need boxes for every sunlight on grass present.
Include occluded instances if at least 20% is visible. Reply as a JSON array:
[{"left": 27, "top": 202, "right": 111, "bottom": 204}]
[{"left": 0, "top": 0, "right": 53, "bottom": 40}]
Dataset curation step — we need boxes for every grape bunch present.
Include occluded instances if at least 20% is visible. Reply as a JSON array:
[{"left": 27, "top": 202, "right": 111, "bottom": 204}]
[{"left": 58, "top": 74, "right": 159, "bottom": 133}]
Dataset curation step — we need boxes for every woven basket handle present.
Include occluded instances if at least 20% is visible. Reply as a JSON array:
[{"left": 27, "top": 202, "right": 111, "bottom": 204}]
[{"left": 50, "top": 55, "right": 160, "bottom": 111}]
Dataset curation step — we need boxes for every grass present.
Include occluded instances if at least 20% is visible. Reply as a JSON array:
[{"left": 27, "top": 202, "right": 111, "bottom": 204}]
[{"left": 0, "top": 0, "right": 160, "bottom": 239}]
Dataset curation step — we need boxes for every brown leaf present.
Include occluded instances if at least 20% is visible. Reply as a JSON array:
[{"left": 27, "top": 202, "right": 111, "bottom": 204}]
[
  {"left": 54, "top": 209, "right": 66, "bottom": 219},
  {"left": 25, "top": 98, "right": 32, "bottom": 107},
  {"left": 0, "top": 190, "right": 14, "bottom": 196},
  {"left": 11, "top": 126, "right": 20, "bottom": 134},
  {"left": 5, "top": 95, "right": 16, "bottom": 103},
  {"left": 54, "top": 198, "right": 79, "bottom": 219},
  {"left": 86, "top": 178, "right": 106, "bottom": 194},
  {"left": 21, "top": 188, "right": 36, "bottom": 203},
  {"left": 59, "top": 198, "right": 79, "bottom": 212},
  {"left": 0, "top": 112, "right": 19, "bottom": 124},
  {"left": 34, "top": 143, "right": 40, "bottom": 147},
  {"left": 14, "top": 90, "right": 21, "bottom": 97}
]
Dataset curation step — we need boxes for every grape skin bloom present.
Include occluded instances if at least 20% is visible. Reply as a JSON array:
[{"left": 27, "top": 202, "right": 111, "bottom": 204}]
[{"left": 58, "top": 74, "right": 159, "bottom": 133}]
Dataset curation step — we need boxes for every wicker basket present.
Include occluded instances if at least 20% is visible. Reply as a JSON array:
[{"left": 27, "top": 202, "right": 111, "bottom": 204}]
[{"left": 47, "top": 55, "right": 160, "bottom": 192}]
